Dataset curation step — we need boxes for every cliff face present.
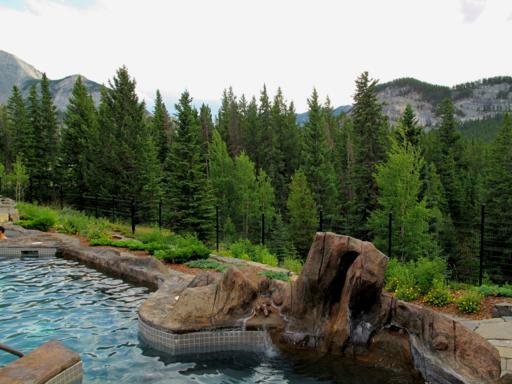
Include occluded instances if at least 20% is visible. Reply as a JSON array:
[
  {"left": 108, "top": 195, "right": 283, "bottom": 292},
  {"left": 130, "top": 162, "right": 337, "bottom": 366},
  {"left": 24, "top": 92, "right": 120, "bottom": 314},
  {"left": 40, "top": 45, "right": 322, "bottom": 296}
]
[
  {"left": 0, "top": 50, "right": 102, "bottom": 111},
  {"left": 375, "top": 77, "right": 512, "bottom": 129}
]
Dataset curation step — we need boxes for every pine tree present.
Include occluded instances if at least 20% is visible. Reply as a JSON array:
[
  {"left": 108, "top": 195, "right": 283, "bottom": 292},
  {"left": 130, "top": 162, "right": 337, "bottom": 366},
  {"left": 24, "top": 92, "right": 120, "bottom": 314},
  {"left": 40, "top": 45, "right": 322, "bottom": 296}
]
[
  {"left": 217, "top": 88, "right": 242, "bottom": 156},
  {"left": 368, "top": 141, "right": 436, "bottom": 261},
  {"left": 6, "top": 86, "right": 31, "bottom": 166},
  {"left": 60, "top": 76, "right": 98, "bottom": 196},
  {"left": 435, "top": 98, "right": 464, "bottom": 222},
  {"left": 152, "top": 90, "right": 172, "bottom": 165},
  {"left": 233, "top": 152, "right": 258, "bottom": 239},
  {"left": 302, "top": 89, "right": 338, "bottom": 225},
  {"left": 39, "top": 73, "right": 59, "bottom": 200},
  {"left": 486, "top": 114, "right": 512, "bottom": 223},
  {"left": 396, "top": 104, "right": 422, "bottom": 147},
  {"left": 27, "top": 83, "right": 43, "bottom": 200},
  {"left": 349, "top": 72, "right": 388, "bottom": 238},
  {"left": 95, "top": 67, "right": 160, "bottom": 204},
  {"left": 0, "top": 106, "right": 11, "bottom": 170},
  {"left": 287, "top": 170, "right": 319, "bottom": 258},
  {"left": 199, "top": 104, "right": 214, "bottom": 172},
  {"left": 165, "top": 91, "right": 214, "bottom": 240}
]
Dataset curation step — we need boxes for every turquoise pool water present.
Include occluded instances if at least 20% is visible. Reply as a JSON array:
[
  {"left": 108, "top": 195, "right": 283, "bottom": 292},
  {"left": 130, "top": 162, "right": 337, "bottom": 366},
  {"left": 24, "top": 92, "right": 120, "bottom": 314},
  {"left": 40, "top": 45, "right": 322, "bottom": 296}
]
[{"left": 0, "top": 256, "right": 418, "bottom": 383}]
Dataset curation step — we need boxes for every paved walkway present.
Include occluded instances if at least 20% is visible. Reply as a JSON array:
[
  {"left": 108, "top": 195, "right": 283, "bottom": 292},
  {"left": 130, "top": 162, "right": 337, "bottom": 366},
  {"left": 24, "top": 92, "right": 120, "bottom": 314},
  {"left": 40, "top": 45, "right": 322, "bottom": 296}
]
[{"left": 459, "top": 317, "right": 512, "bottom": 375}]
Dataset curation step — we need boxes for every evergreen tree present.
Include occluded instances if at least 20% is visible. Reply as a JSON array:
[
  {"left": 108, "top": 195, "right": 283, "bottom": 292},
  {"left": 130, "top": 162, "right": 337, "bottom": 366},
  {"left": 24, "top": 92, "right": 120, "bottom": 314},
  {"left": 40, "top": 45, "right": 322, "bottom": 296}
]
[
  {"left": 435, "top": 98, "right": 464, "bottom": 222},
  {"left": 39, "top": 73, "right": 59, "bottom": 199},
  {"left": 396, "top": 104, "right": 422, "bottom": 147},
  {"left": 165, "top": 91, "right": 214, "bottom": 240},
  {"left": 60, "top": 76, "right": 98, "bottom": 196},
  {"left": 287, "top": 170, "right": 318, "bottom": 258},
  {"left": 0, "top": 106, "right": 10, "bottom": 170},
  {"left": 302, "top": 89, "right": 338, "bottom": 225},
  {"left": 486, "top": 114, "right": 512, "bottom": 223},
  {"left": 232, "top": 152, "right": 258, "bottom": 239},
  {"left": 152, "top": 90, "right": 172, "bottom": 165},
  {"left": 269, "top": 213, "right": 296, "bottom": 261},
  {"left": 27, "top": 83, "right": 43, "bottom": 200},
  {"left": 349, "top": 72, "right": 388, "bottom": 237},
  {"left": 95, "top": 67, "right": 160, "bottom": 204},
  {"left": 199, "top": 104, "right": 214, "bottom": 173},
  {"left": 217, "top": 87, "right": 242, "bottom": 156},
  {"left": 368, "top": 141, "right": 436, "bottom": 261},
  {"left": 6, "top": 86, "right": 31, "bottom": 166}
]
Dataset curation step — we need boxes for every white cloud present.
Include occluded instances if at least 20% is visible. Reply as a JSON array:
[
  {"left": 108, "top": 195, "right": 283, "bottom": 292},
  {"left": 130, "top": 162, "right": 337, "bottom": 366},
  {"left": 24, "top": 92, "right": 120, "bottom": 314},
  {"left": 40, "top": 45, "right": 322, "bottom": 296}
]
[
  {"left": 460, "top": 0, "right": 487, "bottom": 23},
  {"left": 1, "top": 0, "right": 511, "bottom": 112}
]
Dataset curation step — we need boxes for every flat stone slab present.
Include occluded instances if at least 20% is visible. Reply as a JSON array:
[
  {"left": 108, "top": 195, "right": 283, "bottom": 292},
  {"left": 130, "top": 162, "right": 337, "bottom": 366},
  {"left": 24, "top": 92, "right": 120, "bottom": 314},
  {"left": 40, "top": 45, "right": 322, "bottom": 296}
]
[
  {"left": 475, "top": 321, "right": 512, "bottom": 340},
  {"left": 0, "top": 340, "right": 80, "bottom": 384},
  {"left": 494, "top": 303, "right": 512, "bottom": 318},
  {"left": 489, "top": 340, "right": 512, "bottom": 348},
  {"left": 497, "top": 347, "right": 512, "bottom": 359}
]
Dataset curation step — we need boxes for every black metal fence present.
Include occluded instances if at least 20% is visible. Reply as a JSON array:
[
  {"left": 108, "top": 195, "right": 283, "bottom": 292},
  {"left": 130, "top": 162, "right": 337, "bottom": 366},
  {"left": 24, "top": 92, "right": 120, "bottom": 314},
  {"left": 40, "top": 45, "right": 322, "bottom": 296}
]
[{"left": 5, "top": 184, "right": 511, "bottom": 285}]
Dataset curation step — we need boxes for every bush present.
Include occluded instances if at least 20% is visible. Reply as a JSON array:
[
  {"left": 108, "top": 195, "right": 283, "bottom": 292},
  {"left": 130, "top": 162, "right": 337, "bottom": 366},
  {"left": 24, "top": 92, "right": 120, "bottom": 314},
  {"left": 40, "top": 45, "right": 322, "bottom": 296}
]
[
  {"left": 58, "top": 209, "right": 90, "bottom": 235},
  {"left": 424, "top": 280, "right": 452, "bottom": 307},
  {"left": 283, "top": 256, "right": 303, "bottom": 274},
  {"left": 394, "top": 268, "right": 419, "bottom": 301},
  {"left": 413, "top": 257, "right": 447, "bottom": 294},
  {"left": 225, "top": 240, "right": 279, "bottom": 267},
  {"left": 497, "top": 285, "right": 512, "bottom": 297},
  {"left": 16, "top": 203, "right": 58, "bottom": 232},
  {"left": 153, "top": 235, "right": 210, "bottom": 264},
  {"left": 385, "top": 258, "right": 409, "bottom": 292},
  {"left": 259, "top": 270, "right": 290, "bottom": 282},
  {"left": 185, "top": 259, "right": 229, "bottom": 272},
  {"left": 456, "top": 290, "right": 483, "bottom": 313}
]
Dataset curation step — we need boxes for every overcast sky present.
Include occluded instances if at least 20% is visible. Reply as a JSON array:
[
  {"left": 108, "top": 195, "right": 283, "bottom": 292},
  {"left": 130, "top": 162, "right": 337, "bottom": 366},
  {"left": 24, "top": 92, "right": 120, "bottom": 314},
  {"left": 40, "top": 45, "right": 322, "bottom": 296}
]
[{"left": 1, "top": 0, "right": 511, "bottom": 112}]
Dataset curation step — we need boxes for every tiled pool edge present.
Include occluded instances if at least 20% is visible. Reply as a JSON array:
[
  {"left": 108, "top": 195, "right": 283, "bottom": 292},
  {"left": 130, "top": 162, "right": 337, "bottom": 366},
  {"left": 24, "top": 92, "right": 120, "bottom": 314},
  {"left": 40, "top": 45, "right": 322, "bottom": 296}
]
[
  {"left": 45, "top": 361, "right": 83, "bottom": 384},
  {"left": 138, "top": 315, "right": 269, "bottom": 355}
]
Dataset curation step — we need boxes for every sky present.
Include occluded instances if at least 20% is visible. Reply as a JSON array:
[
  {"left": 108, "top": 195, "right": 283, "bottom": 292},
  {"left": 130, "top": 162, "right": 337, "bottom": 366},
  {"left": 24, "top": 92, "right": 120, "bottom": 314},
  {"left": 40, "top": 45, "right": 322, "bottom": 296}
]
[{"left": 1, "top": 0, "right": 511, "bottom": 113}]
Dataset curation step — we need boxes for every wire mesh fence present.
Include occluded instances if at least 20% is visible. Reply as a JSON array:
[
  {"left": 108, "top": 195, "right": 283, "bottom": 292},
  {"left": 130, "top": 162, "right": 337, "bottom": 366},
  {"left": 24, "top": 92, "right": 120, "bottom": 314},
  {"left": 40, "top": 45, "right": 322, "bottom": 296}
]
[{"left": 4, "top": 183, "right": 511, "bottom": 285}]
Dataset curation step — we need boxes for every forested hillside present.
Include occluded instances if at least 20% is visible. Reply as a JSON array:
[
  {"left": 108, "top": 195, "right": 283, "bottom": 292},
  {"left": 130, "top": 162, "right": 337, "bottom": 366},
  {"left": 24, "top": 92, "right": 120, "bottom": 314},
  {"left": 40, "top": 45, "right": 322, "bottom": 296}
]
[{"left": 0, "top": 68, "right": 511, "bottom": 283}]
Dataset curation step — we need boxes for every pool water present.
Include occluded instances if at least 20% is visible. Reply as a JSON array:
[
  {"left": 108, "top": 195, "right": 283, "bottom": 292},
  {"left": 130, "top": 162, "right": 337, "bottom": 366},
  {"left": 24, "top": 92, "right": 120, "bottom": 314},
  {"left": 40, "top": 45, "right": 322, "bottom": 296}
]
[{"left": 0, "top": 256, "right": 418, "bottom": 383}]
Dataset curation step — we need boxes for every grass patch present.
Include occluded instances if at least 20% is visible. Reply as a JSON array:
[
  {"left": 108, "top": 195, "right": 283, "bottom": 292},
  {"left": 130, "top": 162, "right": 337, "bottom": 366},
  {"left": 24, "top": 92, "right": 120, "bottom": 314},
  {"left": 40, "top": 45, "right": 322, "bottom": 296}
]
[
  {"left": 258, "top": 270, "right": 290, "bottom": 282},
  {"left": 283, "top": 256, "right": 303, "bottom": 274},
  {"left": 185, "top": 259, "right": 229, "bottom": 272}
]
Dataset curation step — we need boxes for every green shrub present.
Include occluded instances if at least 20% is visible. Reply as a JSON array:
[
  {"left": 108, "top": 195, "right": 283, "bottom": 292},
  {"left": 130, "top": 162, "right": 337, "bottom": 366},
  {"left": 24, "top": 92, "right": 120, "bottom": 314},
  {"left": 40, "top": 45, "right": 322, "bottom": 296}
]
[
  {"left": 478, "top": 284, "right": 499, "bottom": 297},
  {"left": 224, "top": 240, "right": 279, "bottom": 267},
  {"left": 283, "top": 256, "right": 303, "bottom": 274},
  {"left": 385, "top": 258, "right": 409, "bottom": 292},
  {"left": 16, "top": 203, "right": 58, "bottom": 232},
  {"left": 456, "top": 290, "right": 483, "bottom": 313},
  {"left": 394, "top": 269, "right": 419, "bottom": 301},
  {"left": 259, "top": 248, "right": 278, "bottom": 267},
  {"left": 58, "top": 209, "right": 90, "bottom": 235},
  {"left": 185, "top": 259, "right": 229, "bottom": 272},
  {"left": 413, "top": 257, "right": 447, "bottom": 294},
  {"left": 497, "top": 286, "right": 512, "bottom": 297},
  {"left": 153, "top": 235, "right": 210, "bottom": 264},
  {"left": 424, "top": 280, "right": 452, "bottom": 307},
  {"left": 259, "top": 270, "right": 290, "bottom": 282}
]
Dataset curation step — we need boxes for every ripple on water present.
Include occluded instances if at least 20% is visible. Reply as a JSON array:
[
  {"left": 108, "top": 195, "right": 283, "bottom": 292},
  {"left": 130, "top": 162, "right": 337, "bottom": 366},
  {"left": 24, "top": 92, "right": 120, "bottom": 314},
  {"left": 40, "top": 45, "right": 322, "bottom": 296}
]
[{"left": 0, "top": 256, "right": 419, "bottom": 384}]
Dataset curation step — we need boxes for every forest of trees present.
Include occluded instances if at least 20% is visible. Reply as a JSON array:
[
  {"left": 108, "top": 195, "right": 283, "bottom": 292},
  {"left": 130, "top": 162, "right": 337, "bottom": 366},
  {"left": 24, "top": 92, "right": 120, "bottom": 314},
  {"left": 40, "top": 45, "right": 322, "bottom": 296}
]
[{"left": 0, "top": 68, "right": 511, "bottom": 281}]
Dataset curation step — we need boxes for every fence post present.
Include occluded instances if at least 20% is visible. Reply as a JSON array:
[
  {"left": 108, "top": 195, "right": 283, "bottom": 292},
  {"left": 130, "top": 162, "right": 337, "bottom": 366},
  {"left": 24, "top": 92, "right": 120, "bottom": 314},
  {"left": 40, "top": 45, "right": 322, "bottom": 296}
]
[
  {"left": 388, "top": 212, "right": 392, "bottom": 259},
  {"left": 319, "top": 209, "right": 323, "bottom": 232},
  {"left": 111, "top": 196, "right": 116, "bottom": 223},
  {"left": 216, "top": 206, "right": 219, "bottom": 252},
  {"left": 158, "top": 199, "right": 162, "bottom": 229},
  {"left": 130, "top": 198, "right": 136, "bottom": 235},
  {"left": 95, "top": 195, "right": 99, "bottom": 218},
  {"left": 59, "top": 185, "right": 64, "bottom": 210},
  {"left": 261, "top": 213, "right": 265, "bottom": 245},
  {"left": 479, "top": 204, "right": 486, "bottom": 286}
]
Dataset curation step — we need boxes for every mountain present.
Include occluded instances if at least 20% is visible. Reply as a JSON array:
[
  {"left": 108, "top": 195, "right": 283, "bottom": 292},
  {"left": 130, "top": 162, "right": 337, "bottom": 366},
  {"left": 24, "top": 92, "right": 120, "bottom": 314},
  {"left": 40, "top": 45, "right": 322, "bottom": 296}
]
[
  {"left": 0, "top": 50, "right": 102, "bottom": 110},
  {"left": 296, "top": 104, "right": 351, "bottom": 125},
  {"left": 297, "top": 77, "right": 512, "bottom": 129}
]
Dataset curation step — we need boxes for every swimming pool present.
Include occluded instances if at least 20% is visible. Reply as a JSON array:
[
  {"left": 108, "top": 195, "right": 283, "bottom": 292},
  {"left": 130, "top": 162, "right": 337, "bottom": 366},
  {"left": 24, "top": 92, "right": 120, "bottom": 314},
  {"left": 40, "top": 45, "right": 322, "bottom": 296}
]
[{"left": 0, "top": 256, "right": 418, "bottom": 383}]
